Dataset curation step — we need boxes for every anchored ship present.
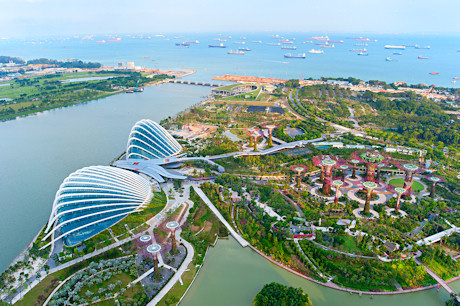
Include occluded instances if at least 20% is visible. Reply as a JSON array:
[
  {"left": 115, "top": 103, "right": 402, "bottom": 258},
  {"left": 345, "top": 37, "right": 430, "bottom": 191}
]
[
  {"left": 384, "top": 45, "right": 406, "bottom": 50},
  {"left": 308, "top": 49, "right": 324, "bottom": 54},
  {"left": 208, "top": 43, "right": 226, "bottom": 48},
  {"left": 284, "top": 53, "right": 306, "bottom": 59},
  {"left": 228, "top": 50, "right": 244, "bottom": 55}
]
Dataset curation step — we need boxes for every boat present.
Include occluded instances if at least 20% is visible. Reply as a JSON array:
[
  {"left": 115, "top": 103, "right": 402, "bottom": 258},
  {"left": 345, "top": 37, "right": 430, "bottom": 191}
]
[
  {"left": 350, "top": 48, "right": 367, "bottom": 52},
  {"left": 234, "top": 41, "right": 246, "bottom": 44},
  {"left": 267, "top": 42, "right": 281, "bottom": 46},
  {"left": 429, "top": 72, "right": 439, "bottom": 75},
  {"left": 141, "top": 56, "right": 150, "bottom": 59},
  {"left": 317, "top": 42, "right": 334, "bottom": 48},
  {"left": 107, "top": 38, "right": 121, "bottom": 42},
  {"left": 134, "top": 88, "right": 144, "bottom": 92},
  {"left": 238, "top": 47, "right": 251, "bottom": 51},
  {"left": 453, "top": 77, "right": 460, "bottom": 80},
  {"left": 96, "top": 40, "right": 106, "bottom": 43},
  {"left": 228, "top": 50, "right": 244, "bottom": 55},
  {"left": 418, "top": 56, "right": 428, "bottom": 59},
  {"left": 357, "top": 52, "right": 368, "bottom": 56},
  {"left": 354, "top": 43, "right": 368, "bottom": 46},
  {"left": 305, "top": 36, "right": 330, "bottom": 41},
  {"left": 184, "top": 40, "right": 199, "bottom": 44},
  {"left": 251, "top": 40, "right": 262, "bottom": 43},
  {"left": 393, "top": 52, "right": 403, "bottom": 55},
  {"left": 384, "top": 45, "right": 406, "bottom": 50},
  {"left": 386, "top": 57, "right": 393, "bottom": 61},
  {"left": 415, "top": 45, "right": 430, "bottom": 49},
  {"left": 281, "top": 45, "right": 297, "bottom": 50},
  {"left": 208, "top": 43, "right": 226, "bottom": 48},
  {"left": 355, "top": 37, "right": 377, "bottom": 43},
  {"left": 175, "top": 42, "right": 190, "bottom": 47},
  {"left": 173, "top": 36, "right": 184, "bottom": 39},
  {"left": 279, "top": 39, "right": 294, "bottom": 44},
  {"left": 284, "top": 53, "right": 306, "bottom": 59},
  {"left": 329, "top": 40, "right": 344, "bottom": 43},
  {"left": 308, "top": 49, "right": 324, "bottom": 54}
]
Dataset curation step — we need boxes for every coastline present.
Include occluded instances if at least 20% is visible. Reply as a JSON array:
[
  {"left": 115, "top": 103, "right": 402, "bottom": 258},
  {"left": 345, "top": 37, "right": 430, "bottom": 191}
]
[{"left": 249, "top": 244, "right": 460, "bottom": 296}]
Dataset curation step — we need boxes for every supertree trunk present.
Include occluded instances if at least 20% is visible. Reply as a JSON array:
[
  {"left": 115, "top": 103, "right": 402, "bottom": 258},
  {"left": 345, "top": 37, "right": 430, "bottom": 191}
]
[
  {"left": 395, "top": 196, "right": 401, "bottom": 213},
  {"left": 352, "top": 166, "right": 356, "bottom": 179},
  {"left": 268, "top": 132, "right": 273, "bottom": 146},
  {"left": 364, "top": 191, "right": 372, "bottom": 214},
  {"left": 171, "top": 232, "right": 177, "bottom": 255},
  {"left": 334, "top": 188, "right": 340, "bottom": 205},
  {"left": 153, "top": 256, "right": 161, "bottom": 280},
  {"left": 249, "top": 137, "right": 253, "bottom": 147},
  {"left": 296, "top": 175, "right": 301, "bottom": 188},
  {"left": 319, "top": 167, "right": 324, "bottom": 182},
  {"left": 430, "top": 182, "right": 437, "bottom": 198},
  {"left": 253, "top": 138, "right": 258, "bottom": 151},
  {"left": 322, "top": 181, "right": 331, "bottom": 195}
]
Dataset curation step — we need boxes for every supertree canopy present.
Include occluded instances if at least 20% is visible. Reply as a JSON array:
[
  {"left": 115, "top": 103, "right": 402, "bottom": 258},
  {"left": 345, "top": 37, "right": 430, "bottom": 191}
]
[
  {"left": 290, "top": 165, "right": 308, "bottom": 188},
  {"left": 260, "top": 124, "right": 279, "bottom": 147},
  {"left": 393, "top": 160, "right": 425, "bottom": 194},
  {"left": 312, "top": 155, "right": 345, "bottom": 195},
  {"left": 351, "top": 150, "right": 391, "bottom": 182},
  {"left": 247, "top": 129, "right": 262, "bottom": 151},
  {"left": 424, "top": 174, "right": 446, "bottom": 198}
]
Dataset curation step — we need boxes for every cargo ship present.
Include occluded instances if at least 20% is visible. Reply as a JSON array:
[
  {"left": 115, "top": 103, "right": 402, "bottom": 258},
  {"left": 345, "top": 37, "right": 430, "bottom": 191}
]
[
  {"left": 319, "top": 43, "right": 334, "bottom": 48},
  {"left": 393, "top": 52, "right": 403, "bottom": 55},
  {"left": 96, "top": 40, "right": 106, "bottom": 43},
  {"left": 305, "top": 36, "right": 329, "bottom": 41},
  {"left": 415, "top": 45, "right": 430, "bottom": 49},
  {"left": 350, "top": 48, "right": 367, "bottom": 52},
  {"left": 357, "top": 52, "right": 368, "bottom": 56},
  {"left": 308, "top": 49, "right": 324, "bottom": 54},
  {"left": 234, "top": 41, "right": 246, "bottom": 44},
  {"left": 429, "top": 72, "right": 439, "bottom": 75},
  {"left": 386, "top": 57, "right": 393, "bottom": 61},
  {"left": 281, "top": 45, "right": 297, "bottom": 50},
  {"left": 355, "top": 37, "right": 377, "bottom": 43},
  {"left": 228, "top": 50, "right": 244, "bottom": 55},
  {"left": 208, "top": 43, "right": 226, "bottom": 48},
  {"left": 107, "top": 38, "right": 121, "bottom": 42},
  {"left": 184, "top": 40, "right": 199, "bottom": 44},
  {"left": 284, "top": 53, "right": 306, "bottom": 59},
  {"left": 267, "top": 42, "right": 281, "bottom": 46},
  {"left": 384, "top": 45, "right": 406, "bottom": 50},
  {"left": 251, "top": 40, "right": 262, "bottom": 43},
  {"left": 238, "top": 47, "right": 251, "bottom": 51},
  {"left": 279, "top": 39, "right": 294, "bottom": 44},
  {"left": 418, "top": 56, "right": 428, "bottom": 59},
  {"left": 175, "top": 42, "right": 190, "bottom": 47}
]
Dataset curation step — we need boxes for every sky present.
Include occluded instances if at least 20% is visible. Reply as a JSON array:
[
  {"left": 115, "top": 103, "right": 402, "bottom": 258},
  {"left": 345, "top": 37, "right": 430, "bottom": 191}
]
[{"left": 1, "top": 0, "right": 459, "bottom": 37}]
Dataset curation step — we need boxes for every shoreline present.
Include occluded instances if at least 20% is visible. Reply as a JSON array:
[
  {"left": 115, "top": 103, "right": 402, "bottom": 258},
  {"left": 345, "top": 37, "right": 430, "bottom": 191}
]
[{"left": 249, "top": 244, "right": 460, "bottom": 296}]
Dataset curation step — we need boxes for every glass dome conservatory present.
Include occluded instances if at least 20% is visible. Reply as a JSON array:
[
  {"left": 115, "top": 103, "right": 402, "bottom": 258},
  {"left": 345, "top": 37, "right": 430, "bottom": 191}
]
[
  {"left": 42, "top": 166, "right": 153, "bottom": 247},
  {"left": 126, "top": 119, "right": 182, "bottom": 160}
]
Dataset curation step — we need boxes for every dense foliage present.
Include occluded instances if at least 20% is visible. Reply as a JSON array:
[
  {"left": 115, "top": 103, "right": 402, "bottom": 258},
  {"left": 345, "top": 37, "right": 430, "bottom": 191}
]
[{"left": 254, "top": 282, "right": 311, "bottom": 306}]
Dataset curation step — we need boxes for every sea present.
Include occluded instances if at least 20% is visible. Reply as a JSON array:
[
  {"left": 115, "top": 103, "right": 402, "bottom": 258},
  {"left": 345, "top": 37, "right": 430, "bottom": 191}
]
[{"left": 1, "top": 32, "right": 459, "bottom": 88}]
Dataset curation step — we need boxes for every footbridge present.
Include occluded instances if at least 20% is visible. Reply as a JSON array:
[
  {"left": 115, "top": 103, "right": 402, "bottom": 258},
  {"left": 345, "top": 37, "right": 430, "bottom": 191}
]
[
  {"left": 415, "top": 258, "right": 460, "bottom": 303},
  {"left": 169, "top": 80, "right": 224, "bottom": 87}
]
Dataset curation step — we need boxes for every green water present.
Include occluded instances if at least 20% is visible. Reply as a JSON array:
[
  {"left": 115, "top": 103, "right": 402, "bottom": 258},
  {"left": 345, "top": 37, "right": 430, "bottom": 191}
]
[{"left": 181, "top": 238, "right": 455, "bottom": 306}]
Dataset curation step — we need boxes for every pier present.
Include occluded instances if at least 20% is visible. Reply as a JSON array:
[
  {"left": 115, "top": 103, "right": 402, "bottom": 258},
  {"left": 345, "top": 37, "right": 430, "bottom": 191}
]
[{"left": 168, "top": 79, "right": 224, "bottom": 87}]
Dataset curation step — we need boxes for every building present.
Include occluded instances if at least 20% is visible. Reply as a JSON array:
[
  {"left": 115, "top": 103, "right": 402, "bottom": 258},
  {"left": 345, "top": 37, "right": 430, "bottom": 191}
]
[
  {"left": 42, "top": 166, "right": 153, "bottom": 248},
  {"left": 126, "top": 119, "right": 183, "bottom": 160},
  {"left": 127, "top": 62, "right": 135, "bottom": 70},
  {"left": 384, "top": 146, "right": 427, "bottom": 157}
]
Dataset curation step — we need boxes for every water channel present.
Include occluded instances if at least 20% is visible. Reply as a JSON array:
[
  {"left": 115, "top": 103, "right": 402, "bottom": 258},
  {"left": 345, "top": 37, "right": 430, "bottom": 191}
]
[{"left": 181, "top": 238, "right": 457, "bottom": 305}]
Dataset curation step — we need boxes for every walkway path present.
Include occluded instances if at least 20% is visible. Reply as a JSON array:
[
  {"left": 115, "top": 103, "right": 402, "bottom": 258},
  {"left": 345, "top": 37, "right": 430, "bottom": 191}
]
[
  {"left": 147, "top": 229, "right": 194, "bottom": 305},
  {"left": 193, "top": 185, "right": 249, "bottom": 247},
  {"left": 294, "top": 239, "right": 327, "bottom": 279},
  {"left": 415, "top": 258, "right": 460, "bottom": 302}
]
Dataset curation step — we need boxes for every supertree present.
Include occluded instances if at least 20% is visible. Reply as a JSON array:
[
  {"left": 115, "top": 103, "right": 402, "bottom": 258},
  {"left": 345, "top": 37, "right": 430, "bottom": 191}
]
[
  {"left": 351, "top": 150, "right": 391, "bottom": 182},
  {"left": 312, "top": 155, "right": 346, "bottom": 195},
  {"left": 347, "top": 158, "right": 361, "bottom": 179},
  {"left": 362, "top": 181, "right": 378, "bottom": 214},
  {"left": 290, "top": 165, "right": 308, "bottom": 188},
  {"left": 393, "top": 160, "right": 425, "bottom": 195},
  {"left": 331, "top": 179, "right": 344, "bottom": 205},
  {"left": 145, "top": 243, "right": 162, "bottom": 280},
  {"left": 247, "top": 129, "right": 262, "bottom": 151},
  {"left": 338, "top": 164, "right": 349, "bottom": 181},
  {"left": 165, "top": 221, "right": 180, "bottom": 255},
  {"left": 392, "top": 187, "right": 406, "bottom": 214},
  {"left": 425, "top": 174, "right": 446, "bottom": 198},
  {"left": 260, "top": 124, "right": 279, "bottom": 147}
]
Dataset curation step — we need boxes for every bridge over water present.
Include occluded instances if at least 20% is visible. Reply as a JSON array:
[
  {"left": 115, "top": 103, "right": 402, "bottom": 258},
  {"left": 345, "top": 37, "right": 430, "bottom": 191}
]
[{"left": 169, "top": 79, "right": 224, "bottom": 87}]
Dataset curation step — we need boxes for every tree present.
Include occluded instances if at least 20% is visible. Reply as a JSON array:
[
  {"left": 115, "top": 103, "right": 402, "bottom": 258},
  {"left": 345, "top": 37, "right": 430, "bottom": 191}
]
[{"left": 254, "top": 282, "right": 311, "bottom": 306}]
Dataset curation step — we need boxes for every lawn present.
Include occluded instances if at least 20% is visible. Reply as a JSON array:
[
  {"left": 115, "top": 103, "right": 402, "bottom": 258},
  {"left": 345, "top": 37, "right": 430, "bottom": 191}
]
[
  {"left": 15, "top": 270, "right": 66, "bottom": 306},
  {"left": 389, "top": 178, "right": 424, "bottom": 192}
]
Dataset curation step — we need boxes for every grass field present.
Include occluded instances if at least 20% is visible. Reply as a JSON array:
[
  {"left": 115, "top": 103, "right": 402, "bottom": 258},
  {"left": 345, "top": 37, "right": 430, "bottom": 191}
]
[
  {"left": 15, "top": 270, "right": 66, "bottom": 306},
  {"left": 389, "top": 178, "right": 424, "bottom": 192}
]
